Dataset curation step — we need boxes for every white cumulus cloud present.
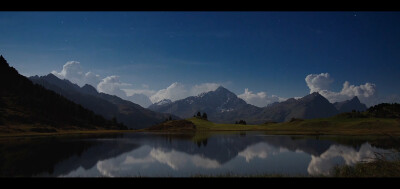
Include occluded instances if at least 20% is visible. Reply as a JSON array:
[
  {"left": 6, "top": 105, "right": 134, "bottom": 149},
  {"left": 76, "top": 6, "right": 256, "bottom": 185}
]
[
  {"left": 84, "top": 71, "right": 102, "bottom": 87},
  {"left": 126, "top": 93, "right": 153, "bottom": 108},
  {"left": 317, "top": 81, "right": 376, "bottom": 105},
  {"left": 97, "top": 76, "right": 131, "bottom": 99},
  {"left": 52, "top": 61, "right": 155, "bottom": 107},
  {"left": 51, "top": 61, "right": 101, "bottom": 87},
  {"left": 149, "top": 82, "right": 188, "bottom": 103},
  {"left": 149, "top": 82, "right": 221, "bottom": 103},
  {"left": 51, "top": 62, "right": 231, "bottom": 106},
  {"left": 341, "top": 81, "right": 376, "bottom": 98},
  {"left": 238, "top": 88, "right": 286, "bottom": 107},
  {"left": 305, "top": 73, "right": 334, "bottom": 93},
  {"left": 305, "top": 73, "right": 377, "bottom": 106},
  {"left": 123, "top": 89, "right": 157, "bottom": 97}
]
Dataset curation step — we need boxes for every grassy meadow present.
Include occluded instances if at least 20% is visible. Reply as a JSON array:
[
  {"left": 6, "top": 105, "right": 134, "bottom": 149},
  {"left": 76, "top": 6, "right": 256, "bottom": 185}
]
[{"left": 184, "top": 116, "right": 400, "bottom": 136}]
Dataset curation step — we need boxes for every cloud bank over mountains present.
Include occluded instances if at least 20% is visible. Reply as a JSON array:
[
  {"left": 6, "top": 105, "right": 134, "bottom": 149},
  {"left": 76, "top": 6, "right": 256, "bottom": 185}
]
[
  {"left": 51, "top": 61, "right": 101, "bottom": 87},
  {"left": 97, "top": 76, "right": 132, "bottom": 99},
  {"left": 305, "top": 73, "right": 334, "bottom": 93},
  {"left": 51, "top": 61, "right": 398, "bottom": 108},
  {"left": 51, "top": 61, "right": 223, "bottom": 107},
  {"left": 305, "top": 73, "right": 377, "bottom": 106},
  {"left": 124, "top": 82, "right": 222, "bottom": 105},
  {"left": 148, "top": 82, "right": 221, "bottom": 103},
  {"left": 238, "top": 88, "right": 286, "bottom": 107}
]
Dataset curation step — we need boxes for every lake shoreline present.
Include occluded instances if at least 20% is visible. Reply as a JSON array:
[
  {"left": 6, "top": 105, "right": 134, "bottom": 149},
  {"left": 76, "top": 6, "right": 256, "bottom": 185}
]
[
  {"left": 0, "top": 129, "right": 138, "bottom": 139},
  {"left": 2, "top": 116, "right": 400, "bottom": 139},
  {"left": 2, "top": 128, "right": 400, "bottom": 139}
]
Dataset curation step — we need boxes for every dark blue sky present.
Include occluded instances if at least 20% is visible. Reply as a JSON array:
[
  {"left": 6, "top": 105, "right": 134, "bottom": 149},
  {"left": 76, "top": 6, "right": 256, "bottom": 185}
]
[{"left": 1, "top": 11, "right": 399, "bottom": 100}]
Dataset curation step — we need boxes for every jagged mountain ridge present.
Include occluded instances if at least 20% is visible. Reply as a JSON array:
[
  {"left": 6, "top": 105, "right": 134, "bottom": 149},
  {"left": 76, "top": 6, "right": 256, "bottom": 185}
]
[
  {"left": 148, "top": 86, "right": 263, "bottom": 124},
  {"left": 0, "top": 55, "right": 125, "bottom": 130},
  {"left": 252, "top": 92, "right": 340, "bottom": 123},
  {"left": 126, "top": 93, "right": 152, "bottom": 108},
  {"left": 29, "top": 74, "right": 178, "bottom": 129},
  {"left": 149, "top": 99, "right": 172, "bottom": 108},
  {"left": 333, "top": 96, "right": 367, "bottom": 113},
  {"left": 149, "top": 87, "right": 368, "bottom": 124}
]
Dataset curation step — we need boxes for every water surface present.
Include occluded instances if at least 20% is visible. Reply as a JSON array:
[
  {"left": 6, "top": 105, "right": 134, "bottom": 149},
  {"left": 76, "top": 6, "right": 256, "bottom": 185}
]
[{"left": 0, "top": 132, "right": 398, "bottom": 177}]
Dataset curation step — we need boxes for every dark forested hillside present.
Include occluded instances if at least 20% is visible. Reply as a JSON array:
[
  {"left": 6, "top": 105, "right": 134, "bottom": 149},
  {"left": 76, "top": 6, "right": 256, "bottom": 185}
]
[
  {"left": 0, "top": 55, "right": 127, "bottom": 130},
  {"left": 367, "top": 103, "right": 400, "bottom": 118}
]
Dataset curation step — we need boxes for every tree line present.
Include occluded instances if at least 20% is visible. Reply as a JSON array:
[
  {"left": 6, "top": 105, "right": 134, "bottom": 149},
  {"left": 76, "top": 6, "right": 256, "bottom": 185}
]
[{"left": 193, "top": 111, "right": 208, "bottom": 120}]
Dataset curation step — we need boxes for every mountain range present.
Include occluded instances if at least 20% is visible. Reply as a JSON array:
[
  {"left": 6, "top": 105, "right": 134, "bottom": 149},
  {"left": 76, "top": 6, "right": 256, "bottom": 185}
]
[
  {"left": 1, "top": 53, "right": 368, "bottom": 130},
  {"left": 29, "top": 74, "right": 178, "bottom": 129},
  {"left": 149, "top": 86, "right": 262, "bottom": 123},
  {"left": 0, "top": 55, "right": 125, "bottom": 130},
  {"left": 333, "top": 96, "right": 367, "bottom": 113},
  {"left": 252, "top": 92, "right": 341, "bottom": 123},
  {"left": 149, "top": 86, "right": 368, "bottom": 124}
]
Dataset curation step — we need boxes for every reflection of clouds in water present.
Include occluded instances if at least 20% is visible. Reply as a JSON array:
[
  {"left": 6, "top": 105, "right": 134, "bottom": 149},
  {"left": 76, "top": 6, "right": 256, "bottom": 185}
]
[
  {"left": 96, "top": 146, "right": 221, "bottom": 176},
  {"left": 97, "top": 160, "right": 117, "bottom": 177},
  {"left": 295, "top": 149, "right": 305, "bottom": 153},
  {"left": 148, "top": 148, "right": 220, "bottom": 170},
  {"left": 123, "top": 154, "right": 156, "bottom": 165},
  {"left": 307, "top": 143, "right": 389, "bottom": 176},
  {"left": 149, "top": 149, "right": 188, "bottom": 170},
  {"left": 238, "top": 143, "right": 288, "bottom": 162},
  {"left": 64, "top": 139, "right": 392, "bottom": 177},
  {"left": 59, "top": 166, "right": 97, "bottom": 177},
  {"left": 191, "top": 155, "right": 220, "bottom": 169}
]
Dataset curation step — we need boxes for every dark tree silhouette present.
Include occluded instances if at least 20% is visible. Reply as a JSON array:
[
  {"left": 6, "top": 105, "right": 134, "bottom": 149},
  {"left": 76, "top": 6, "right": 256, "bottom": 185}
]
[
  {"left": 237, "top": 120, "right": 246, "bottom": 125},
  {"left": 367, "top": 103, "right": 400, "bottom": 118},
  {"left": 111, "top": 117, "right": 117, "bottom": 124},
  {"left": 202, "top": 112, "right": 208, "bottom": 120},
  {"left": 197, "top": 112, "right": 201, "bottom": 117}
]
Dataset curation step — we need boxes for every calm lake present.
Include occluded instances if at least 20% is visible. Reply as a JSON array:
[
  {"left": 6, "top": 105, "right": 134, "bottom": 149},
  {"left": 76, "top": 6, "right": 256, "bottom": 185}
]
[{"left": 1, "top": 132, "right": 399, "bottom": 177}]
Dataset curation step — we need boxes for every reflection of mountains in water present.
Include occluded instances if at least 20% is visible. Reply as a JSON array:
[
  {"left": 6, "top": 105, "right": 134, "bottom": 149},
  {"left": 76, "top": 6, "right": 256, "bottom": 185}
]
[
  {"left": 3, "top": 133, "right": 394, "bottom": 177},
  {"left": 123, "top": 133, "right": 337, "bottom": 165},
  {"left": 262, "top": 136, "right": 335, "bottom": 156},
  {"left": 122, "top": 133, "right": 262, "bottom": 164},
  {"left": 40, "top": 139, "right": 140, "bottom": 176},
  {"left": 50, "top": 133, "right": 396, "bottom": 176},
  {"left": 0, "top": 134, "right": 138, "bottom": 177}
]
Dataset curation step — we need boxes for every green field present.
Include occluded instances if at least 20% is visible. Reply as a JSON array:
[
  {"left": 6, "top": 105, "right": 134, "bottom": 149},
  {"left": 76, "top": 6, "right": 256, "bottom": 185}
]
[
  {"left": 2, "top": 110, "right": 400, "bottom": 138},
  {"left": 185, "top": 116, "right": 400, "bottom": 136}
]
